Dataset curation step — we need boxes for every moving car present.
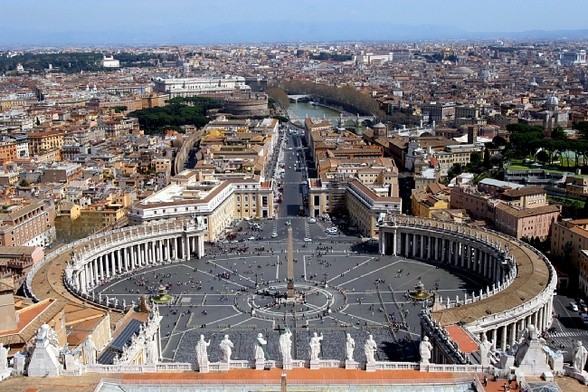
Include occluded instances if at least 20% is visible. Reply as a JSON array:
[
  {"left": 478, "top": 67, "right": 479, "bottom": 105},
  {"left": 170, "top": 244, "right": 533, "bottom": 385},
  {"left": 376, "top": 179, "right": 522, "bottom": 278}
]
[
  {"left": 309, "top": 218, "right": 316, "bottom": 223},
  {"left": 271, "top": 232, "right": 278, "bottom": 238},
  {"left": 247, "top": 236, "right": 256, "bottom": 241},
  {"left": 304, "top": 237, "right": 313, "bottom": 242},
  {"left": 570, "top": 302, "right": 579, "bottom": 311}
]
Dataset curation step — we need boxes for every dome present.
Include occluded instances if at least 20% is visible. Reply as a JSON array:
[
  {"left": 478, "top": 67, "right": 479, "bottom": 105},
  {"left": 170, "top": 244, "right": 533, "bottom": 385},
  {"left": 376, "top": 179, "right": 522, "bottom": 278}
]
[
  {"left": 373, "top": 122, "right": 386, "bottom": 129},
  {"left": 453, "top": 66, "right": 475, "bottom": 75},
  {"left": 479, "top": 69, "right": 491, "bottom": 80},
  {"left": 546, "top": 95, "right": 559, "bottom": 106}
]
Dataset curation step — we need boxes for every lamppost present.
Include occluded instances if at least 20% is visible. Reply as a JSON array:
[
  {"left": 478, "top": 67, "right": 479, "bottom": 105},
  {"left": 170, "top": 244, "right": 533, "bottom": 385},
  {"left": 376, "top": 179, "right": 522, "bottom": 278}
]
[
  {"left": 255, "top": 272, "right": 262, "bottom": 289},
  {"left": 323, "top": 272, "right": 328, "bottom": 288}
]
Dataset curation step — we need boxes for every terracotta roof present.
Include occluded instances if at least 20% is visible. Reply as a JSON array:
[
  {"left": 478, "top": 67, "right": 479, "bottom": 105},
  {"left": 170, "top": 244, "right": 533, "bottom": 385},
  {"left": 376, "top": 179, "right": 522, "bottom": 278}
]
[
  {"left": 444, "top": 324, "right": 479, "bottom": 354},
  {"left": 495, "top": 203, "right": 560, "bottom": 219},
  {"left": 501, "top": 186, "right": 545, "bottom": 197},
  {"left": 0, "top": 298, "right": 65, "bottom": 347}
]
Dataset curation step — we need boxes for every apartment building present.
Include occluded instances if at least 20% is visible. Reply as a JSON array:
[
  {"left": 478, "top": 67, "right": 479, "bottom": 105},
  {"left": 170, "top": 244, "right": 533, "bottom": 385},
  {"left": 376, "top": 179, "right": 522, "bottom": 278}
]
[
  {"left": 0, "top": 200, "right": 56, "bottom": 247},
  {"left": 420, "top": 102, "right": 456, "bottom": 124},
  {"left": 564, "top": 174, "right": 588, "bottom": 196},
  {"left": 0, "top": 246, "right": 44, "bottom": 290},
  {"left": 39, "top": 163, "right": 83, "bottom": 184},
  {"left": 411, "top": 183, "right": 450, "bottom": 218},
  {"left": 0, "top": 140, "right": 17, "bottom": 165},
  {"left": 27, "top": 129, "right": 65, "bottom": 157},
  {"left": 579, "top": 250, "right": 588, "bottom": 298},
  {"left": 494, "top": 203, "right": 560, "bottom": 240},
  {"left": 451, "top": 179, "right": 559, "bottom": 240}
]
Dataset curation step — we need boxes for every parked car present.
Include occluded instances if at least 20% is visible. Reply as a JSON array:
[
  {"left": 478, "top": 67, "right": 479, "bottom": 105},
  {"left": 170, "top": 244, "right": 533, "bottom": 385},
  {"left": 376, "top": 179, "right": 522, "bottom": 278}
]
[
  {"left": 304, "top": 237, "right": 313, "bottom": 242},
  {"left": 309, "top": 218, "right": 316, "bottom": 223},
  {"left": 271, "top": 232, "right": 278, "bottom": 238},
  {"left": 248, "top": 236, "right": 256, "bottom": 241}
]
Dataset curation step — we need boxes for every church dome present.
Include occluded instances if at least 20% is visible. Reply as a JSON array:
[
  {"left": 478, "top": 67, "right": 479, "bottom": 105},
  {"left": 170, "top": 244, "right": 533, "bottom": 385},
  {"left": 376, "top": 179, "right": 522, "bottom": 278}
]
[{"left": 546, "top": 95, "right": 559, "bottom": 107}]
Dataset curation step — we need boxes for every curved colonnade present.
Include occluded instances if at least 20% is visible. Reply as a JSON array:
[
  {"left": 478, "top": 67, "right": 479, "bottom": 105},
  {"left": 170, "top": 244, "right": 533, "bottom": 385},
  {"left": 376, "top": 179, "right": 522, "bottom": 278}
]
[
  {"left": 379, "top": 215, "right": 557, "bottom": 356},
  {"left": 26, "top": 219, "right": 206, "bottom": 311}
]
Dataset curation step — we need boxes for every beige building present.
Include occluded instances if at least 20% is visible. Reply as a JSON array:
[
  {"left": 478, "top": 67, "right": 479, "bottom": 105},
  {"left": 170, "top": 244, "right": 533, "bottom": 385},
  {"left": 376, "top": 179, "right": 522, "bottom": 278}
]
[
  {"left": 494, "top": 203, "right": 560, "bottom": 240},
  {"left": 345, "top": 179, "right": 402, "bottom": 238},
  {"left": 551, "top": 219, "right": 588, "bottom": 275},
  {"left": 27, "top": 129, "right": 65, "bottom": 157},
  {"left": 579, "top": 250, "right": 588, "bottom": 298},
  {"left": 564, "top": 174, "right": 588, "bottom": 196},
  {"left": 451, "top": 179, "right": 559, "bottom": 240},
  {"left": 128, "top": 171, "right": 274, "bottom": 241},
  {"left": 0, "top": 199, "right": 56, "bottom": 247},
  {"left": 411, "top": 183, "right": 451, "bottom": 218}
]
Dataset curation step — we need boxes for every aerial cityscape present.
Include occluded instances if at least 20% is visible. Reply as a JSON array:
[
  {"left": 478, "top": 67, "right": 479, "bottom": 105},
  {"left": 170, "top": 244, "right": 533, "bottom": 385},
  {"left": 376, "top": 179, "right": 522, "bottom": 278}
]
[{"left": 1, "top": 1, "right": 588, "bottom": 391}]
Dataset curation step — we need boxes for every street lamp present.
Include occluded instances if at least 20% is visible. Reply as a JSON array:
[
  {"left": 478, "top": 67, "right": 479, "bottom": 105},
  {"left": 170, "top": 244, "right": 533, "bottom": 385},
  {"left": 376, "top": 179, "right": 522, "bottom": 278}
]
[{"left": 255, "top": 272, "right": 262, "bottom": 289}]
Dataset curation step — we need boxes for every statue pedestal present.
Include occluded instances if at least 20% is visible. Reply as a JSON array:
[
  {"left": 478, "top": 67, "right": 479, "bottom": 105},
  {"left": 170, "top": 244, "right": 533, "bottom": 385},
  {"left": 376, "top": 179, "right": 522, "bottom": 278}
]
[
  {"left": 365, "top": 362, "right": 376, "bottom": 372},
  {"left": 28, "top": 339, "right": 61, "bottom": 377},
  {"left": 565, "top": 366, "right": 588, "bottom": 385},
  {"left": 218, "top": 361, "right": 230, "bottom": 371},
  {"left": 282, "top": 360, "right": 292, "bottom": 370},
  {"left": 419, "top": 361, "right": 429, "bottom": 372},
  {"left": 0, "top": 368, "right": 12, "bottom": 381},
  {"left": 198, "top": 363, "right": 210, "bottom": 373},
  {"left": 309, "top": 359, "right": 320, "bottom": 369},
  {"left": 254, "top": 359, "right": 265, "bottom": 370},
  {"left": 345, "top": 360, "right": 359, "bottom": 370},
  {"left": 12, "top": 353, "right": 26, "bottom": 375}
]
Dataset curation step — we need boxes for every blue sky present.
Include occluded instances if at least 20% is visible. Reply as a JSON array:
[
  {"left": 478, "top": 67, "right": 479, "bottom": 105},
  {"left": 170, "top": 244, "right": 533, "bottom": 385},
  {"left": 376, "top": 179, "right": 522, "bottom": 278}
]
[{"left": 1, "top": 0, "right": 588, "bottom": 45}]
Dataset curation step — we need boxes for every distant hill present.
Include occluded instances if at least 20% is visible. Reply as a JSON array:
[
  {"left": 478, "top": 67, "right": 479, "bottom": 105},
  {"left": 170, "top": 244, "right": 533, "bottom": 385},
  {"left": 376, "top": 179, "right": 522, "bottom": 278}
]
[{"left": 1, "top": 22, "right": 588, "bottom": 47}]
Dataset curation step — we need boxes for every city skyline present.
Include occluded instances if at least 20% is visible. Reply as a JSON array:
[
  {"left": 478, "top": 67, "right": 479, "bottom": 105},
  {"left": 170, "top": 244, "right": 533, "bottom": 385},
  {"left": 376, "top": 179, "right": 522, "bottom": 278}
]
[{"left": 1, "top": 0, "right": 588, "bottom": 46}]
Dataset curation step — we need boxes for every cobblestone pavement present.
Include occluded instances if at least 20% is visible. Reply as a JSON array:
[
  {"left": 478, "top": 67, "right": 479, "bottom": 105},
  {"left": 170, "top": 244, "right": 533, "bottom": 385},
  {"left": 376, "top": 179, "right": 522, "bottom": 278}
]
[{"left": 95, "top": 239, "right": 482, "bottom": 364}]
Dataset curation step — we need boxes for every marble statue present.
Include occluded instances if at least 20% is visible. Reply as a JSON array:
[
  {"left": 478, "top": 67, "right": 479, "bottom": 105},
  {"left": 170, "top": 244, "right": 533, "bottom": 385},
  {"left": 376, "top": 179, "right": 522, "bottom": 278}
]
[
  {"left": 419, "top": 336, "right": 433, "bottom": 364},
  {"left": 146, "top": 336, "right": 158, "bottom": 364},
  {"left": 279, "top": 328, "right": 293, "bottom": 363},
  {"left": 83, "top": 335, "right": 97, "bottom": 365},
  {"left": 573, "top": 340, "right": 588, "bottom": 373},
  {"left": 364, "top": 335, "right": 377, "bottom": 364},
  {"left": 346, "top": 333, "right": 356, "bottom": 361},
  {"left": 0, "top": 343, "right": 7, "bottom": 371},
  {"left": 219, "top": 335, "right": 234, "bottom": 363},
  {"left": 309, "top": 332, "right": 323, "bottom": 361},
  {"left": 479, "top": 332, "right": 494, "bottom": 367},
  {"left": 196, "top": 334, "right": 210, "bottom": 367},
  {"left": 255, "top": 333, "right": 267, "bottom": 361}
]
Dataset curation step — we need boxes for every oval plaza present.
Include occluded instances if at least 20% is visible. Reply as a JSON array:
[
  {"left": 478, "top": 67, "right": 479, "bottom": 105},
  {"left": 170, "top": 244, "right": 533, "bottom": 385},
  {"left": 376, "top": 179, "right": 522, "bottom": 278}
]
[{"left": 28, "top": 211, "right": 557, "bottom": 371}]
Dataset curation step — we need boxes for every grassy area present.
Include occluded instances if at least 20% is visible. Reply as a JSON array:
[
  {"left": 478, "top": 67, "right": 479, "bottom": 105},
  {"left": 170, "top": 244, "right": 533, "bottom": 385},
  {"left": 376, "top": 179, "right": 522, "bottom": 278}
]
[
  {"left": 548, "top": 196, "right": 585, "bottom": 209},
  {"left": 506, "top": 162, "right": 576, "bottom": 175}
]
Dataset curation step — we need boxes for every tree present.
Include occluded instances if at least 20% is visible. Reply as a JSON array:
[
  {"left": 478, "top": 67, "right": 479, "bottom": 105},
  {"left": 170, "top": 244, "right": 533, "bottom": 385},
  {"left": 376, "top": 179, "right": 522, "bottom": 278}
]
[
  {"left": 470, "top": 151, "right": 482, "bottom": 167},
  {"left": 447, "top": 163, "right": 463, "bottom": 181},
  {"left": 536, "top": 150, "right": 549, "bottom": 164},
  {"left": 574, "top": 121, "right": 588, "bottom": 139},
  {"left": 550, "top": 127, "right": 567, "bottom": 140}
]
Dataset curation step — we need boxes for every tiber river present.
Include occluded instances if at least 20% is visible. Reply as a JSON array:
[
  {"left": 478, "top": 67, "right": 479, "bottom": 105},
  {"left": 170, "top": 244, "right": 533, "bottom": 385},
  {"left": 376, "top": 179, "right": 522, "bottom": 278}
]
[{"left": 287, "top": 101, "right": 342, "bottom": 126}]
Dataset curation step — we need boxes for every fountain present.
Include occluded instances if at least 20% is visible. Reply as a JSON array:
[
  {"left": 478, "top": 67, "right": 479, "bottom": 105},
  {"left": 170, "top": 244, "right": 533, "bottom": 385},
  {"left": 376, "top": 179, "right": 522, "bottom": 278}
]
[
  {"left": 151, "top": 285, "right": 174, "bottom": 304},
  {"left": 408, "top": 279, "right": 432, "bottom": 301}
]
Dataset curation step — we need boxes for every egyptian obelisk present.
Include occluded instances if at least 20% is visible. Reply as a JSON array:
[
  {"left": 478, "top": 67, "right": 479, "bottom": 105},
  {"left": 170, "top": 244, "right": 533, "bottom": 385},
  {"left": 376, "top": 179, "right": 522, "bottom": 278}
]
[{"left": 287, "top": 227, "right": 294, "bottom": 298}]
